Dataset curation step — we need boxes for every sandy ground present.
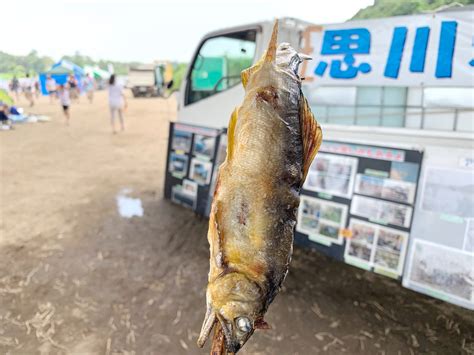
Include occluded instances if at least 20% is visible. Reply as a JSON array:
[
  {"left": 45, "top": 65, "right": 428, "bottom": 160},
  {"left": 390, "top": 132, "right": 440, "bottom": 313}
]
[{"left": 0, "top": 91, "right": 473, "bottom": 355}]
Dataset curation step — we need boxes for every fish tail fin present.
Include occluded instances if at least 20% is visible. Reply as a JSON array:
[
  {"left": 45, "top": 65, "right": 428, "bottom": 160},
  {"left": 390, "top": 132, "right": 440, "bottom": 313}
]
[{"left": 264, "top": 19, "right": 279, "bottom": 63}]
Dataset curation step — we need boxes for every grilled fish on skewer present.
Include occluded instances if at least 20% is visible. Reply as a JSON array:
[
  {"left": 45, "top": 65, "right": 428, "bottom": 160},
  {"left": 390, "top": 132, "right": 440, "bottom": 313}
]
[{"left": 198, "top": 20, "right": 322, "bottom": 353}]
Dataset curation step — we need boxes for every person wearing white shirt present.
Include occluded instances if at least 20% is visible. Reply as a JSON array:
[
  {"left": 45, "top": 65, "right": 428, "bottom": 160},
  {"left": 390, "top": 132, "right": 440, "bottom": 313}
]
[{"left": 108, "top": 74, "right": 127, "bottom": 134}]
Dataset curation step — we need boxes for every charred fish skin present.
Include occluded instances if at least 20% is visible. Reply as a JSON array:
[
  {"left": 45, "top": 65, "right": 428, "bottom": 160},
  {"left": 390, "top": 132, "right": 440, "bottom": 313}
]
[{"left": 198, "top": 20, "right": 322, "bottom": 353}]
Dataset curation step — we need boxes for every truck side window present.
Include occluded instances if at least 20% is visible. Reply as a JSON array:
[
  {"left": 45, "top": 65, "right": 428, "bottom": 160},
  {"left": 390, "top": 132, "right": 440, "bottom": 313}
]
[{"left": 185, "top": 30, "right": 257, "bottom": 105}]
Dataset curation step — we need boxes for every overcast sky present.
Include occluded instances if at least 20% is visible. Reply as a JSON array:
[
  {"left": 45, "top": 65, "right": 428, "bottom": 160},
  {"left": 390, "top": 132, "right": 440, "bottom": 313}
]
[{"left": 5, "top": 0, "right": 373, "bottom": 62}]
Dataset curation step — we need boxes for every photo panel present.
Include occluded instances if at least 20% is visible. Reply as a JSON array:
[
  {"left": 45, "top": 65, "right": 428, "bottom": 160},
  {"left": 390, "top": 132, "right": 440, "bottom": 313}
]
[
  {"left": 406, "top": 239, "right": 474, "bottom": 304},
  {"left": 171, "top": 129, "right": 192, "bottom": 153},
  {"left": 171, "top": 185, "right": 197, "bottom": 210},
  {"left": 351, "top": 195, "right": 413, "bottom": 228},
  {"left": 355, "top": 174, "right": 416, "bottom": 204},
  {"left": 168, "top": 153, "right": 189, "bottom": 178},
  {"left": 373, "top": 226, "right": 408, "bottom": 275},
  {"left": 192, "top": 134, "right": 216, "bottom": 159},
  {"left": 189, "top": 158, "right": 213, "bottom": 186},
  {"left": 304, "top": 153, "right": 358, "bottom": 199},
  {"left": 297, "top": 195, "right": 348, "bottom": 245},
  {"left": 344, "top": 219, "right": 377, "bottom": 267}
]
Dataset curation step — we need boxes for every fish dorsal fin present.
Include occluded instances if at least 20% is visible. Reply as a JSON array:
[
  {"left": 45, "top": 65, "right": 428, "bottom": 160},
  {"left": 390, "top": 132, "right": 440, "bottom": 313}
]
[
  {"left": 264, "top": 19, "right": 278, "bottom": 63},
  {"left": 300, "top": 97, "right": 323, "bottom": 181},
  {"left": 226, "top": 107, "right": 239, "bottom": 161},
  {"left": 241, "top": 19, "right": 278, "bottom": 88},
  {"left": 241, "top": 56, "right": 264, "bottom": 89}
]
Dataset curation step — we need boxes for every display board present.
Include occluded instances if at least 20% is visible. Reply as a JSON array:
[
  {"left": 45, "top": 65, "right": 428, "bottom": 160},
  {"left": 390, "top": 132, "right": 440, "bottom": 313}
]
[
  {"left": 295, "top": 140, "right": 423, "bottom": 280},
  {"left": 164, "top": 123, "right": 222, "bottom": 216},
  {"left": 403, "top": 146, "right": 474, "bottom": 310}
]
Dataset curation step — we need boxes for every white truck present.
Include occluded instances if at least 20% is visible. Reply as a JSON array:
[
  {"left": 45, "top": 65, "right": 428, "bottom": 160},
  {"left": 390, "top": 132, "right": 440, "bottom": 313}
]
[
  {"left": 175, "top": 12, "right": 474, "bottom": 310},
  {"left": 128, "top": 64, "right": 166, "bottom": 97}
]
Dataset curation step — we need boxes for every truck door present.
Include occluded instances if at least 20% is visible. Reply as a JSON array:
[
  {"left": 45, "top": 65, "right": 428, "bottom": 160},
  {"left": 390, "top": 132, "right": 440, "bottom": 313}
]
[{"left": 178, "top": 27, "right": 259, "bottom": 128}]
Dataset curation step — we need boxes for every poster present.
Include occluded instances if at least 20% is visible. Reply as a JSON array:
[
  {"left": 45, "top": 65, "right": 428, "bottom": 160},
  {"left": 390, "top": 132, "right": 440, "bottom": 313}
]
[
  {"left": 304, "top": 153, "right": 358, "bottom": 199},
  {"left": 420, "top": 167, "right": 474, "bottom": 218},
  {"left": 345, "top": 218, "right": 408, "bottom": 276},
  {"left": 192, "top": 134, "right": 216, "bottom": 159},
  {"left": 296, "top": 195, "right": 348, "bottom": 245},
  {"left": 168, "top": 153, "right": 188, "bottom": 178},
  {"left": 190, "top": 158, "right": 213, "bottom": 186},
  {"left": 351, "top": 195, "right": 413, "bottom": 228},
  {"left": 171, "top": 129, "right": 192, "bottom": 153},
  {"left": 355, "top": 174, "right": 416, "bottom": 204},
  {"left": 405, "top": 239, "right": 473, "bottom": 305}
]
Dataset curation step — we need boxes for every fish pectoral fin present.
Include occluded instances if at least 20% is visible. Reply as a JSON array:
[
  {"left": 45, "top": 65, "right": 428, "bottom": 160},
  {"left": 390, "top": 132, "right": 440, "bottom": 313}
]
[
  {"left": 254, "top": 317, "right": 271, "bottom": 330},
  {"left": 226, "top": 107, "right": 239, "bottom": 161},
  {"left": 300, "top": 97, "right": 323, "bottom": 181},
  {"left": 197, "top": 306, "right": 217, "bottom": 348}
]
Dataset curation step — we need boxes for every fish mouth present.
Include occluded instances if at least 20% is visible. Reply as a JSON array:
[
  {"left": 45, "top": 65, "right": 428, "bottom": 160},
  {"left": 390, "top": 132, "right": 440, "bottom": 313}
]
[{"left": 217, "top": 315, "right": 252, "bottom": 353}]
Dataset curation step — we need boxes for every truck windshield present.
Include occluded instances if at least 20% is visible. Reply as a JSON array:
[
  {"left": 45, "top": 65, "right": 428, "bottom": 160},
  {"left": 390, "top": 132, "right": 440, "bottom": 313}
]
[{"left": 186, "top": 30, "right": 257, "bottom": 105}]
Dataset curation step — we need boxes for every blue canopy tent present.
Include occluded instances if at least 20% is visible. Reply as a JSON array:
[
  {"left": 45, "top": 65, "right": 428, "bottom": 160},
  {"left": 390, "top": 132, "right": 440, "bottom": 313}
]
[{"left": 39, "top": 59, "right": 85, "bottom": 95}]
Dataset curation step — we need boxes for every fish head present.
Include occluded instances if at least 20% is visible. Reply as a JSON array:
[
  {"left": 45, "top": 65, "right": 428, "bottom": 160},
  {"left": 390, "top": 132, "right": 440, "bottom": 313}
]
[
  {"left": 198, "top": 272, "right": 265, "bottom": 353},
  {"left": 276, "top": 42, "right": 312, "bottom": 76}
]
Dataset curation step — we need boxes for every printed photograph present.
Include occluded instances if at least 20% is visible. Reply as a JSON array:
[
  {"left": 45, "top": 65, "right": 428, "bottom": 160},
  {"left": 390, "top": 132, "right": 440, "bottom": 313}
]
[
  {"left": 304, "top": 153, "right": 358, "bottom": 198},
  {"left": 297, "top": 197, "right": 322, "bottom": 235},
  {"left": 421, "top": 168, "right": 474, "bottom": 218},
  {"left": 351, "top": 196, "right": 412, "bottom": 228},
  {"left": 168, "top": 153, "right": 188, "bottom": 177},
  {"left": 171, "top": 129, "right": 192, "bottom": 152},
  {"left": 355, "top": 174, "right": 383, "bottom": 198},
  {"left": 321, "top": 204, "right": 344, "bottom": 224},
  {"left": 347, "top": 243, "right": 372, "bottom": 262},
  {"left": 374, "top": 249, "right": 400, "bottom": 271},
  {"left": 350, "top": 195, "right": 381, "bottom": 220},
  {"left": 171, "top": 185, "right": 196, "bottom": 210},
  {"left": 192, "top": 134, "right": 216, "bottom": 158},
  {"left": 355, "top": 174, "right": 416, "bottom": 204},
  {"left": 376, "top": 228, "right": 406, "bottom": 253},
  {"left": 350, "top": 219, "right": 376, "bottom": 246},
  {"left": 296, "top": 196, "right": 348, "bottom": 245},
  {"left": 408, "top": 240, "right": 473, "bottom": 302},
  {"left": 189, "top": 158, "right": 213, "bottom": 185},
  {"left": 390, "top": 161, "right": 420, "bottom": 183},
  {"left": 381, "top": 179, "right": 416, "bottom": 204},
  {"left": 182, "top": 179, "right": 198, "bottom": 197},
  {"left": 319, "top": 223, "right": 339, "bottom": 240},
  {"left": 374, "top": 226, "right": 407, "bottom": 274}
]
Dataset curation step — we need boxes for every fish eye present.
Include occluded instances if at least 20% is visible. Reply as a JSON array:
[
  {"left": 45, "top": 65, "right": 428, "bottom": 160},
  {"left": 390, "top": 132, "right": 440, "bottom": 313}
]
[{"left": 235, "top": 317, "right": 252, "bottom": 333}]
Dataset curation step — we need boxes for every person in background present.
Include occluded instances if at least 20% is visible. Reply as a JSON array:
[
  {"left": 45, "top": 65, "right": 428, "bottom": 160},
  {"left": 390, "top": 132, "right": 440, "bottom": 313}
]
[
  {"left": 83, "top": 73, "right": 95, "bottom": 103},
  {"left": 22, "top": 73, "right": 35, "bottom": 107},
  {"left": 57, "top": 84, "right": 71, "bottom": 126},
  {"left": 10, "top": 76, "right": 20, "bottom": 102},
  {"left": 108, "top": 74, "right": 127, "bottom": 134},
  {"left": 46, "top": 75, "right": 57, "bottom": 103},
  {"left": 68, "top": 74, "right": 79, "bottom": 102},
  {"left": 34, "top": 80, "right": 40, "bottom": 99},
  {"left": 0, "top": 102, "right": 13, "bottom": 130}
]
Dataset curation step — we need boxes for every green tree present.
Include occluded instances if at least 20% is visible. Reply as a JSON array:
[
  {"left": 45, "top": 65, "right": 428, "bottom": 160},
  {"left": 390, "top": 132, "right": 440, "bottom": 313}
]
[{"left": 352, "top": 0, "right": 474, "bottom": 19}]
